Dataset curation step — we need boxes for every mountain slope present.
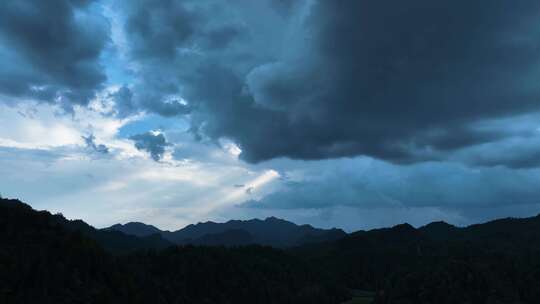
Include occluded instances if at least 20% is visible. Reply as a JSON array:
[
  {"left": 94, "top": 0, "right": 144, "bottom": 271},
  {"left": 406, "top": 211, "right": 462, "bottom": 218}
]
[
  {"left": 0, "top": 197, "right": 350, "bottom": 304},
  {"left": 0, "top": 198, "right": 172, "bottom": 254},
  {"left": 186, "top": 229, "right": 254, "bottom": 246},
  {"left": 295, "top": 216, "right": 540, "bottom": 303},
  {"left": 4, "top": 196, "right": 540, "bottom": 303}
]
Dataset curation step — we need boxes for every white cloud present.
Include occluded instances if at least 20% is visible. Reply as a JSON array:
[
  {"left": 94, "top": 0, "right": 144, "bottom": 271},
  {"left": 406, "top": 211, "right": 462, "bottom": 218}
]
[{"left": 0, "top": 100, "right": 283, "bottom": 229}]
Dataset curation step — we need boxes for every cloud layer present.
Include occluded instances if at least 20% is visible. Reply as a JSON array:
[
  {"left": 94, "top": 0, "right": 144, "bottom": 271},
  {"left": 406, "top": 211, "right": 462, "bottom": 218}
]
[
  {"left": 109, "top": 0, "right": 540, "bottom": 167},
  {"left": 0, "top": 0, "right": 109, "bottom": 110},
  {"left": 243, "top": 0, "right": 540, "bottom": 163},
  {"left": 3, "top": 0, "right": 540, "bottom": 167},
  {"left": 2, "top": 0, "right": 540, "bottom": 231}
]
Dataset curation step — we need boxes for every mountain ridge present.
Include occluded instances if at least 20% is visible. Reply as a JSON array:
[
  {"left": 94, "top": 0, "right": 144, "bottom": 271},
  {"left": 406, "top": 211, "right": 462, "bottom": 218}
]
[
  {"left": 104, "top": 216, "right": 347, "bottom": 248},
  {"left": 3, "top": 196, "right": 540, "bottom": 303},
  {"left": 0, "top": 197, "right": 173, "bottom": 254},
  {"left": 0, "top": 196, "right": 347, "bottom": 303}
]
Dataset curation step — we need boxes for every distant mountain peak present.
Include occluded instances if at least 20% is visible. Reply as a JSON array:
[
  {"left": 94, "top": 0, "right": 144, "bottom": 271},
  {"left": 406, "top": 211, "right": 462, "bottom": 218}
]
[
  {"left": 111, "top": 221, "right": 160, "bottom": 229},
  {"left": 106, "top": 216, "right": 345, "bottom": 248},
  {"left": 392, "top": 223, "right": 416, "bottom": 231},
  {"left": 421, "top": 221, "right": 456, "bottom": 229},
  {"left": 104, "top": 221, "right": 161, "bottom": 238},
  {"left": 419, "top": 220, "right": 460, "bottom": 241}
]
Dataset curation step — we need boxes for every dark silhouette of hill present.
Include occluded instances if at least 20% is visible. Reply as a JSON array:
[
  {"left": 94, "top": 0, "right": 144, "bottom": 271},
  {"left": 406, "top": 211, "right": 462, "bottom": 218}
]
[
  {"left": 3, "top": 196, "right": 540, "bottom": 303},
  {"left": 295, "top": 216, "right": 540, "bottom": 303},
  {"left": 105, "top": 216, "right": 347, "bottom": 247},
  {"left": 105, "top": 222, "right": 162, "bottom": 237},
  {"left": 55, "top": 216, "right": 172, "bottom": 254},
  {"left": 0, "top": 197, "right": 348, "bottom": 303},
  {"left": 187, "top": 229, "right": 254, "bottom": 246},
  {"left": 0, "top": 198, "right": 129, "bottom": 303},
  {"left": 418, "top": 220, "right": 460, "bottom": 241},
  {"left": 0, "top": 198, "right": 172, "bottom": 254}
]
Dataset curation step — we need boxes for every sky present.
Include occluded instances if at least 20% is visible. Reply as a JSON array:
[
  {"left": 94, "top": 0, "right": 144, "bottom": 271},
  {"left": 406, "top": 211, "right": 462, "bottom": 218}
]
[{"left": 2, "top": 0, "right": 540, "bottom": 232}]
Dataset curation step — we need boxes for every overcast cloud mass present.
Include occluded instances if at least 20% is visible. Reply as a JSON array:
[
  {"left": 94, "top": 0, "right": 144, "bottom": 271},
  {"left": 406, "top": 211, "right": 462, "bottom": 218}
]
[{"left": 1, "top": 0, "right": 540, "bottom": 231}]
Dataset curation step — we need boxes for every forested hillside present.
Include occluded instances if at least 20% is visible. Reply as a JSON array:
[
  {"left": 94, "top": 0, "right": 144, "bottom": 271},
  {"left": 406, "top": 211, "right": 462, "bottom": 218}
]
[
  {"left": 2, "top": 197, "right": 540, "bottom": 304},
  {"left": 105, "top": 217, "right": 346, "bottom": 247},
  {"left": 0, "top": 198, "right": 348, "bottom": 304},
  {"left": 295, "top": 217, "right": 540, "bottom": 303}
]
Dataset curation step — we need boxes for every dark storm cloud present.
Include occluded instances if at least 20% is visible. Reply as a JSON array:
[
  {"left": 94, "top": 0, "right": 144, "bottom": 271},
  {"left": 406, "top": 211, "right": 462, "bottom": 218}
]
[
  {"left": 120, "top": 0, "right": 246, "bottom": 117},
  {"left": 478, "top": 153, "right": 540, "bottom": 169},
  {"left": 120, "top": 0, "right": 540, "bottom": 167},
  {"left": 126, "top": 0, "right": 245, "bottom": 54},
  {"left": 457, "top": 136, "right": 540, "bottom": 169},
  {"left": 108, "top": 86, "right": 137, "bottom": 119},
  {"left": 268, "top": 0, "right": 298, "bottom": 17},
  {"left": 130, "top": 132, "right": 170, "bottom": 161},
  {"left": 0, "top": 0, "right": 109, "bottom": 110},
  {"left": 202, "top": 26, "right": 244, "bottom": 50},
  {"left": 109, "top": 85, "right": 191, "bottom": 118},
  {"left": 242, "top": 0, "right": 540, "bottom": 163},
  {"left": 125, "top": 0, "right": 199, "bottom": 61},
  {"left": 241, "top": 158, "right": 540, "bottom": 210}
]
